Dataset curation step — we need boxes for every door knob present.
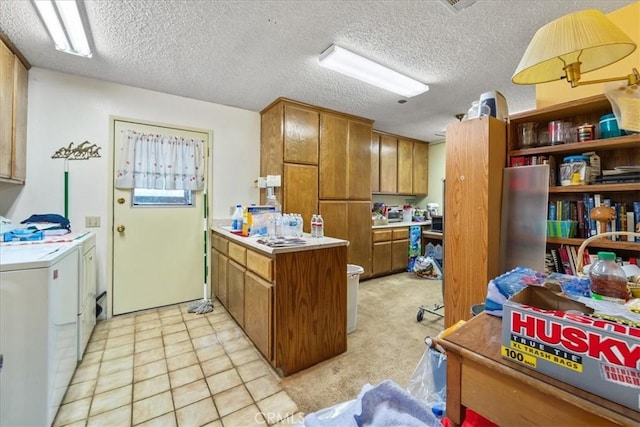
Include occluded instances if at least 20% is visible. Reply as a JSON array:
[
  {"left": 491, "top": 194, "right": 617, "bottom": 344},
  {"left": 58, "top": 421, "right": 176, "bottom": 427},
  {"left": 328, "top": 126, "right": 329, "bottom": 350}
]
[
  {"left": 117, "top": 197, "right": 125, "bottom": 204},
  {"left": 117, "top": 225, "right": 125, "bottom": 233}
]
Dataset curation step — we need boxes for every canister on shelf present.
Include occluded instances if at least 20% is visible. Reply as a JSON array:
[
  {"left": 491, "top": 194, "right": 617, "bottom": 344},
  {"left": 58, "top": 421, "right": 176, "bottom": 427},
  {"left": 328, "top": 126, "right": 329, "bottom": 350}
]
[
  {"left": 578, "top": 123, "right": 595, "bottom": 142},
  {"left": 559, "top": 155, "right": 590, "bottom": 186}
]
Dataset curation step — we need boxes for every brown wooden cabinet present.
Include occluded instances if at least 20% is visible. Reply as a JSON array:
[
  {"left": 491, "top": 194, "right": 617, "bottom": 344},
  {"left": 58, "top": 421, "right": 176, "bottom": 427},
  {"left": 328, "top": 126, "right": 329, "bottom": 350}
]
[
  {"left": 413, "top": 142, "right": 429, "bottom": 195},
  {"left": 372, "top": 131, "right": 429, "bottom": 196},
  {"left": 211, "top": 229, "right": 347, "bottom": 376},
  {"left": 283, "top": 163, "right": 318, "bottom": 231},
  {"left": 319, "top": 200, "right": 372, "bottom": 277},
  {"left": 244, "top": 271, "right": 273, "bottom": 360},
  {"left": 262, "top": 98, "right": 372, "bottom": 239},
  {"left": 283, "top": 104, "right": 319, "bottom": 164},
  {"left": 371, "top": 132, "right": 381, "bottom": 193},
  {"left": 0, "top": 35, "right": 28, "bottom": 184},
  {"left": 319, "top": 112, "right": 372, "bottom": 200},
  {"left": 379, "top": 134, "right": 398, "bottom": 193},
  {"left": 371, "top": 226, "right": 410, "bottom": 276},
  {"left": 444, "top": 117, "right": 506, "bottom": 328},
  {"left": 227, "top": 260, "right": 245, "bottom": 327},
  {"left": 397, "top": 139, "right": 413, "bottom": 194}
]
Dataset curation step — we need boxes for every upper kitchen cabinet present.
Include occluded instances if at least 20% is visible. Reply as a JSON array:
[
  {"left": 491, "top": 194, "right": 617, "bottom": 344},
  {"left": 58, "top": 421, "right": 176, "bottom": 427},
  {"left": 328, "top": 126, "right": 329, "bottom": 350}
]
[
  {"left": 412, "top": 141, "right": 429, "bottom": 195},
  {"left": 378, "top": 134, "right": 398, "bottom": 193},
  {"left": 0, "top": 34, "right": 29, "bottom": 184},
  {"left": 284, "top": 104, "right": 319, "bottom": 164},
  {"left": 261, "top": 98, "right": 372, "bottom": 234},
  {"left": 372, "top": 131, "right": 429, "bottom": 196},
  {"left": 319, "top": 112, "right": 372, "bottom": 200},
  {"left": 397, "top": 139, "right": 413, "bottom": 194}
]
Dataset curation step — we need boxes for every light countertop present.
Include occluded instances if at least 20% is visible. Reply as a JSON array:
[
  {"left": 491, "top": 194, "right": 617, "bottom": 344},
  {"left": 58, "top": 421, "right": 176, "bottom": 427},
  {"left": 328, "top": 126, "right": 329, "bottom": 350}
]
[
  {"left": 371, "top": 220, "right": 431, "bottom": 229},
  {"left": 211, "top": 225, "right": 348, "bottom": 256}
]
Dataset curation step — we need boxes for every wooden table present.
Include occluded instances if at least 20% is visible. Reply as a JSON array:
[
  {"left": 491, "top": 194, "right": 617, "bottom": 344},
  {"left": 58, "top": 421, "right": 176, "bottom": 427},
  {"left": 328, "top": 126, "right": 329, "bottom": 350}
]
[{"left": 439, "top": 313, "right": 639, "bottom": 426}]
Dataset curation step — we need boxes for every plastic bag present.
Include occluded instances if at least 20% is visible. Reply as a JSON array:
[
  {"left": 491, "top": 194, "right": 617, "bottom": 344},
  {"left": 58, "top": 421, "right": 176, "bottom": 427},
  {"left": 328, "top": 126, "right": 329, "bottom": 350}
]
[
  {"left": 413, "top": 256, "right": 443, "bottom": 280},
  {"left": 406, "top": 342, "right": 447, "bottom": 419},
  {"left": 604, "top": 81, "right": 640, "bottom": 132}
]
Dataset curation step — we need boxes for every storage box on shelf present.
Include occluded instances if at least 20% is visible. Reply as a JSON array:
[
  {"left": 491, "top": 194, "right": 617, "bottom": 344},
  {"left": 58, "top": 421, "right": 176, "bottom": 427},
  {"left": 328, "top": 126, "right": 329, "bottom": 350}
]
[{"left": 507, "top": 94, "right": 640, "bottom": 261}]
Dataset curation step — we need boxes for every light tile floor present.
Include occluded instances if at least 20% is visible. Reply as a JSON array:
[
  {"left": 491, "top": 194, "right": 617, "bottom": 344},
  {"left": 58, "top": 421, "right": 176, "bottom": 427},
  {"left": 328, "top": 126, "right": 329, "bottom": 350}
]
[{"left": 53, "top": 300, "right": 303, "bottom": 427}]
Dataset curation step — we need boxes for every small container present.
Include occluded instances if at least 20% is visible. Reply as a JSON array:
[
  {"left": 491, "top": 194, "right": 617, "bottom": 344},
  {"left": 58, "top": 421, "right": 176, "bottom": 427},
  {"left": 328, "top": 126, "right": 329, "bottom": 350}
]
[
  {"left": 599, "top": 113, "right": 622, "bottom": 139},
  {"left": 548, "top": 120, "right": 566, "bottom": 145},
  {"left": 577, "top": 123, "right": 595, "bottom": 142},
  {"left": 560, "top": 155, "right": 590, "bottom": 186},
  {"left": 588, "top": 252, "right": 629, "bottom": 303},
  {"left": 517, "top": 122, "right": 538, "bottom": 147}
]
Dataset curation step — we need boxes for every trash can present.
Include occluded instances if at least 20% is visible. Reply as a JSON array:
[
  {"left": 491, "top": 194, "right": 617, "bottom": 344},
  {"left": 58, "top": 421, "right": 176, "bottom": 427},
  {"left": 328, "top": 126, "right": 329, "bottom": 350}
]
[{"left": 347, "top": 264, "right": 364, "bottom": 334}]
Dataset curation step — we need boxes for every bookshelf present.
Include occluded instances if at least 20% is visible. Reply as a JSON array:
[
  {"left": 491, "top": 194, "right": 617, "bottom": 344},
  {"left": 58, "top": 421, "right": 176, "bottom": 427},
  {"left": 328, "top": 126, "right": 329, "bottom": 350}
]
[{"left": 507, "top": 94, "right": 640, "bottom": 268}]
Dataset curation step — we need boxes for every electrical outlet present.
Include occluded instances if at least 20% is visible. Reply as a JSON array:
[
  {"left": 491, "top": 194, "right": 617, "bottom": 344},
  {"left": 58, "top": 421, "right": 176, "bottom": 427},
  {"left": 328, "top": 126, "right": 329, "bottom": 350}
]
[{"left": 85, "top": 216, "right": 101, "bottom": 228}]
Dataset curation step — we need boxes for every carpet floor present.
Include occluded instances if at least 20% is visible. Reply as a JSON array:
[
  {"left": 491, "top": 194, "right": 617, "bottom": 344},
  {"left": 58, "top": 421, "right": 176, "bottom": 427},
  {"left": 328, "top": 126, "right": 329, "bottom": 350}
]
[{"left": 280, "top": 271, "right": 445, "bottom": 416}]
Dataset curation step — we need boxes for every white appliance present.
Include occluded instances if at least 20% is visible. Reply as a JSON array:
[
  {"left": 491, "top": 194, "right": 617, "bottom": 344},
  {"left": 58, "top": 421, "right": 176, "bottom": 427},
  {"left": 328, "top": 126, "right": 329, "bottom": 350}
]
[
  {"left": 76, "top": 232, "right": 97, "bottom": 360},
  {"left": 0, "top": 243, "right": 79, "bottom": 427}
]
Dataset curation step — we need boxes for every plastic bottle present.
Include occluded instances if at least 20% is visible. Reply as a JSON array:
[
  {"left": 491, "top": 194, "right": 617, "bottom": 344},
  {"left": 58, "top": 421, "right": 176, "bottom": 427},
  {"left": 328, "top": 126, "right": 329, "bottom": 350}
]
[
  {"left": 297, "top": 214, "right": 304, "bottom": 237},
  {"left": 232, "top": 205, "right": 243, "bottom": 231},
  {"left": 317, "top": 214, "right": 324, "bottom": 238},
  {"left": 311, "top": 214, "right": 318, "bottom": 238},
  {"left": 588, "top": 252, "right": 629, "bottom": 303}
]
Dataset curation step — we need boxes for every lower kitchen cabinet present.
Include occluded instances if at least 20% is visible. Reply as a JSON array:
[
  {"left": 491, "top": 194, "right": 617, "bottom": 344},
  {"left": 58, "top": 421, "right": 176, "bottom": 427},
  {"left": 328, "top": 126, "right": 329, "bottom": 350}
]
[
  {"left": 372, "top": 241, "right": 392, "bottom": 275},
  {"left": 319, "top": 200, "right": 372, "bottom": 276},
  {"left": 211, "top": 228, "right": 347, "bottom": 376},
  {"left": 244, "top": 271, "right": 273, "bottom": 360},
  {"left": 227, "top": 260, "right": 245, "bottom": 327},
  {"left": 371, "top": 226, "right": 410, "bottom": 276}
]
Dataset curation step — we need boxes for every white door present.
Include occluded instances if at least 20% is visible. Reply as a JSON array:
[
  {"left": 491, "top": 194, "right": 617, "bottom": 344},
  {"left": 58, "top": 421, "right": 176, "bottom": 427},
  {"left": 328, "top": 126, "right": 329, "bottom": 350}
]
[{"left": 112, "top": 119, "right": 209, "bottom": 315}]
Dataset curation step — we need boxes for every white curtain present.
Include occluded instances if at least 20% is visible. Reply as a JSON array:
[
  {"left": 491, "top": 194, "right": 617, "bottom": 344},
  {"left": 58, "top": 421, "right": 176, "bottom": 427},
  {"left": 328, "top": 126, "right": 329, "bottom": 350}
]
[{"left": 115, "top": 130, "right": 205, "bottom": 190}]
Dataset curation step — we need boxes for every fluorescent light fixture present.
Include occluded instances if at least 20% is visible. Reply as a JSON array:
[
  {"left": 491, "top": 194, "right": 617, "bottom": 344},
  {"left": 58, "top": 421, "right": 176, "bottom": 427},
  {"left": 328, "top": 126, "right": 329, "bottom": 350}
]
[
  {"left": 319, "top": 45, "right": 429, "bottom": 98},
  {"left": 34, "top": 0, "right": 92, "bottom": 57}
]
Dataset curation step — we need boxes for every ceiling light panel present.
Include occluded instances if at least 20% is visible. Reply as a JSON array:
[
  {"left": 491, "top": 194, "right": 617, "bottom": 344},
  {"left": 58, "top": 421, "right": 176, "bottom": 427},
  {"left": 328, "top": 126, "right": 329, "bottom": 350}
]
[
  {"left": 34, "top": 0, "right": 92, "bottom": 57},
  {"left": 319, "top": 45, "right": 429, "bottom": 98}
]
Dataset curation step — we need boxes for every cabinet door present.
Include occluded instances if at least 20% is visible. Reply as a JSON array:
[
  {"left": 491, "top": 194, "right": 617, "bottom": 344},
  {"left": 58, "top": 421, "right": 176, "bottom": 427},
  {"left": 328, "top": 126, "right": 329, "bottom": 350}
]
[
  {"left": 347, "top": 120, "right": 372, "bottom": 199},
  {"left": 445, "top": 117, "right": 505, "bottom": 328},
  {"left": 372, "top": 241, "right": 392, "bottom": 275},
  {"left": 371, "top": 133, "right": 380, "bottom": 193},
  {"left": 217, "top": 254, "right": 229, "bottom": 308},
  {"left": 391, "top": 239, "right": 409, "bottom": 271},
  {"left": 397, "top": 139, "right": 413, "bottom": 194},
  {"left": 284, "top": 163, "right": 318, "bottom": 233},
  {"left": 244, "top": 271, "right": 273, "bottom": 361},
  {"left": 211, "top": 249, "right": 220, "bottom": 301},
  {"left": 284, "top": 104, "right": 319, "bottom": 164},
  {"left": 379, "top": 135, "right": 397, "bottom": 193},
  {"left": 413, "top": 142, "right": 429, "bottom": 195},
  {"left": 0, "top": 40, "right": 14, "bottom": 179},
  {"left": 319, "top": 201, "right": 348, "bottom": 240},
  {"left": 12, "top": 54, "right": 27, "bottom": 182},
  {"left": 227, "top": 260, "right": 245, "bottom": 327},
  {"left": 319, "top": 113, "right": 348, "bottom": 199},
  {"left": 347, "top": 201, "right": 372, "bottom": 276}
]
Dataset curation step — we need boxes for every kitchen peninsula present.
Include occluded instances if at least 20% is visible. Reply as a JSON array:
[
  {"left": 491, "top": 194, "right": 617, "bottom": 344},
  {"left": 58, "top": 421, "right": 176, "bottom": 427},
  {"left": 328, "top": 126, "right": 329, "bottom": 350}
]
[{"left": 210, "top": 226, "right": 348, "bottom": 376}]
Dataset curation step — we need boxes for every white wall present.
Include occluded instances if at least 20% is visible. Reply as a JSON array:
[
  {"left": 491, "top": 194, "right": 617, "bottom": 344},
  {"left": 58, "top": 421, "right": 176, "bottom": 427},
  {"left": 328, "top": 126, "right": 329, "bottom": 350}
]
[
  {"left": 0, "top": 68, "right": 261, "bottom": 297},
  {"left": 426, "top": 140, "right": 445, "bottom": 214}
]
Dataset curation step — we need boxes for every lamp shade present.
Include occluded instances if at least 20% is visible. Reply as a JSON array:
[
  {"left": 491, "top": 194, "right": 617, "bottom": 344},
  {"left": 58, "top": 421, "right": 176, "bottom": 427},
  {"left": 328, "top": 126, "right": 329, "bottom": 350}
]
[{"left": 512, "top": 9, "right": 636, "bottom": 84}]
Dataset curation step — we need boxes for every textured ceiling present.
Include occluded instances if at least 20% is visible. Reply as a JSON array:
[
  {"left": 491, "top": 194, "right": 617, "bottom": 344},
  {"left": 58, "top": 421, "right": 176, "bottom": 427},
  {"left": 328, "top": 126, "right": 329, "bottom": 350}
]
[{"left": 0, "top": 0, "right": 635, "bottom": 142}]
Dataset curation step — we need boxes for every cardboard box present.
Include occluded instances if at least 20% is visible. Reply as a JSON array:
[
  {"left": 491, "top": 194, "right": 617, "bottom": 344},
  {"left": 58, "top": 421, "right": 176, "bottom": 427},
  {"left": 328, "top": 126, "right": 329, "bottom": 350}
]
[{"left": 501, "top": 286, "right": 640, "bottom": 412}]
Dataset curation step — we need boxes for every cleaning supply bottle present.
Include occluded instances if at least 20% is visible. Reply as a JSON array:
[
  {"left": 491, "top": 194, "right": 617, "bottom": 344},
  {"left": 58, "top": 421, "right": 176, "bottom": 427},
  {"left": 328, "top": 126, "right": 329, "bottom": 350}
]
[
  {"left": 232, "top": 205, "right": 243, "bottom": 232},
  {"left": 588, "top": 251, "right": 629, "bottom": 303},
  {"left": 265, "top": 187, "right": 281, "bottom": 213}
]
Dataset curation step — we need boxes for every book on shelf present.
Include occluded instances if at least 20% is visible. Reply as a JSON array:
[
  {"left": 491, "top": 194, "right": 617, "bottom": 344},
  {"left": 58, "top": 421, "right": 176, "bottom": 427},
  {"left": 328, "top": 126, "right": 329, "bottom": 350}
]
[{"left": 635, "top": 202, "right": 640, "bottom": 243}]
